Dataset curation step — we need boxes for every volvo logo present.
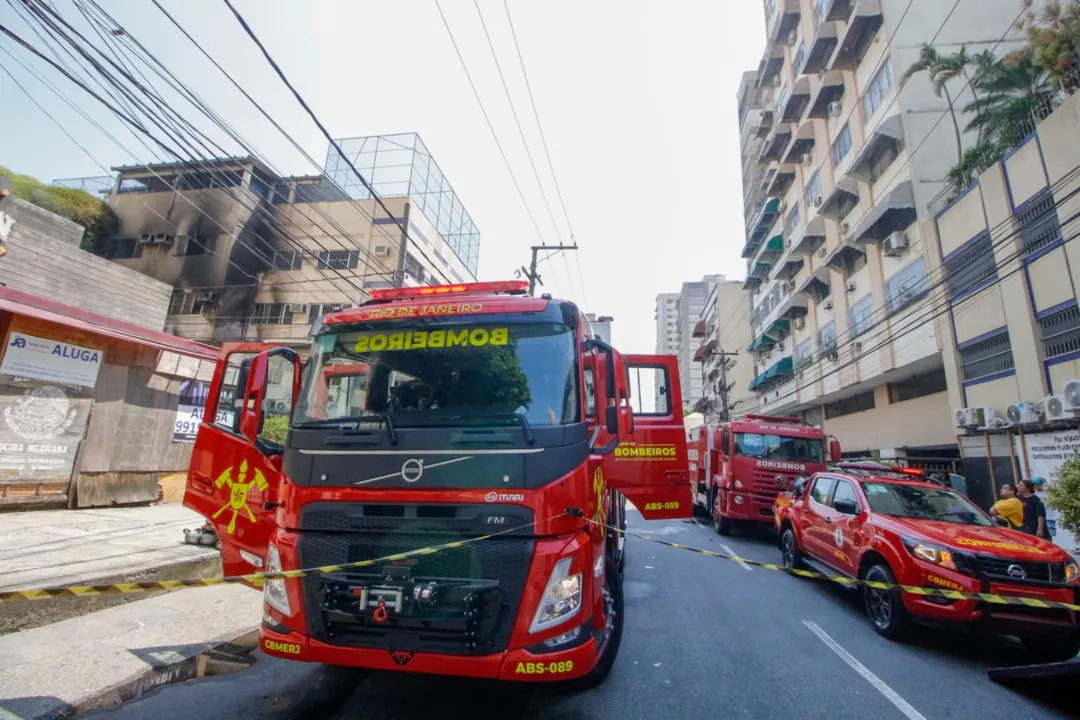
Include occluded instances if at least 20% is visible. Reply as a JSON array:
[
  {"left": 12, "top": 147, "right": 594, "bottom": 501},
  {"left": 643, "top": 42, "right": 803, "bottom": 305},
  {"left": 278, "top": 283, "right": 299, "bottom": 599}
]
[
  {"left": 1007, "top": 564, "right": 1026, "bottom": 579},
  {"left": 400, "top": 458, "right": 424, "bottom": 483},
  {"left": 775, "top": 475, "right": 788, "bottom": 488}
]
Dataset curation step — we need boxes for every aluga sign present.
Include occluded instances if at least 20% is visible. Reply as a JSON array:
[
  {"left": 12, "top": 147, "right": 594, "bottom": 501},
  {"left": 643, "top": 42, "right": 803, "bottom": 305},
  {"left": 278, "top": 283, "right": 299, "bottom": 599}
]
[{"left": 184, "top": 280, "right": 691, "bottom": 686}]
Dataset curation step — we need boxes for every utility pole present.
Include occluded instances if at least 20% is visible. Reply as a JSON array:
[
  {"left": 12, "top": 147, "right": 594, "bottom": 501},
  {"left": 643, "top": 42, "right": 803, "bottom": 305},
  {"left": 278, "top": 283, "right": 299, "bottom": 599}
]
[
  {"left": 517, "top": 244, "right": 578, "bottom": 297},
  {"left": 713, "top": 350, "right": 740, "bottom": 422}
]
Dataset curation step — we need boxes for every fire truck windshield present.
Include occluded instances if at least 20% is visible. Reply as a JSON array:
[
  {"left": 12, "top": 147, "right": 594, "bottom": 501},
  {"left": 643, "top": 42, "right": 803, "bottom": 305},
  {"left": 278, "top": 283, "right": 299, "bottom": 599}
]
[
  {"left": 734, "top": 432, "right": 823, "bottom": 462},
  {"left": 861, "top": 482, "right": 992, "bottom": 526},
  {"left": 294, "top": 321, "right": 579, "bottom": 428}
]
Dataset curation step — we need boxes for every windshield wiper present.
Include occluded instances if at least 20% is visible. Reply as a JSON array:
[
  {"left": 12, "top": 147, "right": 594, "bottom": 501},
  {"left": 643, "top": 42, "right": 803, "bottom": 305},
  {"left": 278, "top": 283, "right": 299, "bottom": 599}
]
[
  {"left": 438, "top": 412, "right": 535, "bottom": 445},
  {"left": 295, "top": 414, "right": 398, "bottom": 445}
]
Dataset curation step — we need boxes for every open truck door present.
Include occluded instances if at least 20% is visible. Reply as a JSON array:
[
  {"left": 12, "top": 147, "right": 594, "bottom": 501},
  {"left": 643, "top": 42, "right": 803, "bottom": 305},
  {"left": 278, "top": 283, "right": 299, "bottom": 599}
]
[
  {"left": 183, "top": 343, "right": 300, "bottom": 583},
  {"left": 586, "top": 341, "right": 690, "bottom": 520}
]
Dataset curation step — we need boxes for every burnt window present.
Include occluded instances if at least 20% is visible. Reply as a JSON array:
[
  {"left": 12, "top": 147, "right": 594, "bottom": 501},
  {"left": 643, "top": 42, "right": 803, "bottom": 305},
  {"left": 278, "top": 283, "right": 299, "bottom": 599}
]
[
  {"left": 317, "top": 250, "right": 360, "bottom": 271},
  {"left": 104, "top": 237, "right": 141, "bottom": 259},
  {"left": 888, "top": 369, "right": 948, "bottom": 403},
  {"left": 181, "top": 235, "right": 215, "bottom": 257},
  {"left": 272, "top": 250, "right": 303, "bottom": 271},
  {"left": 825, "top": 390, "right": 876, "bottom": 419}
]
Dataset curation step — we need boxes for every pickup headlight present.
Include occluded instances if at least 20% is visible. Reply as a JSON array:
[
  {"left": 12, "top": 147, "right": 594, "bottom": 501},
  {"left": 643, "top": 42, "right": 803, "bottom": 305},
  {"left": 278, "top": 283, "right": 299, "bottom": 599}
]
[
  {"left": 902, "top": 536, "right": 959, "bottom": 572},
  {"left": 1067, "top": 560, "right": 1079, "bottom": 583},
  {"left": 263, "top": 545, "right": 293, "bottom": 617},
  {"left": 530, "top": 557, "right": 582, "bottom": 633}
]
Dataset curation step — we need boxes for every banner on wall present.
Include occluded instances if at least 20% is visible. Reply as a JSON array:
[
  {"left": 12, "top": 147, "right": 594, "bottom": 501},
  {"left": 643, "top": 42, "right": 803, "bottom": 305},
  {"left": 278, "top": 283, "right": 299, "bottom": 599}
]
[
  {"left": 1014, "top": 431, "right": 1080, "bottom": 553},
  {"left": 172, "top": 380, "right": 233, "bottom": 443},
  {"left": 0, "top": 333, "right": 102, "bottom": 389},
  {"left": 0, "top": 380, "right": 92, "bottom": 486}
]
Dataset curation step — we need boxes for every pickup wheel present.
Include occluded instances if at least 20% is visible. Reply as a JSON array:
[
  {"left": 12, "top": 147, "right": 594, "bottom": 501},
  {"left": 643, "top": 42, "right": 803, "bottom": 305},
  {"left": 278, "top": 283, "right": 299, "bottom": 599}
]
[
  {"left": 863, "top": 564, "right": 914, "bottom": 640},
  {"left": 780, "top": 527, "right": 804, "bottom": 571},
  {"left": 570, "top": 559, "right": 624, "bottom": 691},
  {"left": 1021, "top": 634, "right": 1080, "bottom": 663}
]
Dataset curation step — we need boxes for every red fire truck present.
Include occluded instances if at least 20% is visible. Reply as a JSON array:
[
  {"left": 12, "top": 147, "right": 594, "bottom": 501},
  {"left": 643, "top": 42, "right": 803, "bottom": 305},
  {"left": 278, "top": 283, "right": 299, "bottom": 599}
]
[
  {"left": 688, "top": 415, "right": 839, "bottom": 535},
  {"left": 184, "top": 280, "right": 690, "bottom": 686}
]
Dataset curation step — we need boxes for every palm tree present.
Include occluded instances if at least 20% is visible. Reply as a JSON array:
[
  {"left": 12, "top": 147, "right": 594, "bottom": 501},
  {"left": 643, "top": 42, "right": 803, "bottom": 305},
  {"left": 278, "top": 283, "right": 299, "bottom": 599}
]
[
  {"left": 963, "top": 52, "right": 1054, "bottom": 147},
  {"left": 903, "top": 44, "right": 967, "bottom": 160}
]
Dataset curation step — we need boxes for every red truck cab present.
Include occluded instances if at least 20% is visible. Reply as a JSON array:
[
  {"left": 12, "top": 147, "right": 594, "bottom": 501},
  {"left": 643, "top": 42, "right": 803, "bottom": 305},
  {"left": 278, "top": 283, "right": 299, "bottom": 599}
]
[
  {"left": 775, "top": 462, "right": 1080, "bottom": 661},
  {"left": 689, "top": 415, "right": 839, "bottom": 536},
  {"left": 183, "top": 281, "right": 691, "bottom": 686}
]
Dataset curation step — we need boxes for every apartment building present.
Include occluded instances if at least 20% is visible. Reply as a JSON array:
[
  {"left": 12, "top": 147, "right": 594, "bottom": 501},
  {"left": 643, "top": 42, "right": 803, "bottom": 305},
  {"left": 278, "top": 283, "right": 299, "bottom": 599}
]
[
  {"left": 586, "top": 313, "right": 613, "bottom": 345},
  {"left": 934, "top": 85, "right": 1080, "bottom": 536},
  {"left": 691, "top": 276, "right": 757, "bottom": 423},
  {"left": 738, "top": 0, "right": 1028, "bottom": 465},
  {"left": 655, "top": 293, "right": 680, "bottom": 408},
  {"left": 98, "top": 133, "right": 478, "bottom": 351}
]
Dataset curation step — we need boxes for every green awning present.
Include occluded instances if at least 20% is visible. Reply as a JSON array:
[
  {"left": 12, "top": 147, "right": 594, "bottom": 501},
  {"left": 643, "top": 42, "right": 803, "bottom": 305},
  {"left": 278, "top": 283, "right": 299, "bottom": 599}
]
[
  {"left": 764, "top": 234, "right": 785, "bottom": 252},
  {"left": 748, "top": 333, "right": 775, "bottom": 352},
  {"left": 762, "top": 197, "right": 780, "bottom": 216},
  {"left": 749, "top": 261, "right": 772, "bottom": 279},
  {"left": 769, "top": 356, "right": 794, "bottom": 379},
  {"left": 749, "top": 197, "right": 781, "bottom": 244},
  {"left": 742, "top": 275, "right": 762, "bottom": 290},
  {"left": 765, "top": 319, "right": 791, "bottom": 338}
]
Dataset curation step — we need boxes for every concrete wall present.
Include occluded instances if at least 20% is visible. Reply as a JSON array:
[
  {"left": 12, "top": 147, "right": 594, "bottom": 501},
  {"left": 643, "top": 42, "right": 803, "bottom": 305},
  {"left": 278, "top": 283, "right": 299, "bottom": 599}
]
[
  {"left": 0, "top": 196, "right": 173, "bottom": 331},
  {"left": 823, "top": 385, "right": 953, "bottom": 455}
]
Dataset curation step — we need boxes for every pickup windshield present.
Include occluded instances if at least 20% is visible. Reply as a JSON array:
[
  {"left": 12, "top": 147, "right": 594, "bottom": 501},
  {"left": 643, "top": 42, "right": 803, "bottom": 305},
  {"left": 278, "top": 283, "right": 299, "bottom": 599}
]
[
  {"left": 734, "top": 432, "right": 823, "bottom": 462},
  {"left": 294, "top": 321, "right": 579, "bottom": 428},
  {"left": 861, "top": 482, "right": 992, "bottom": 526}
]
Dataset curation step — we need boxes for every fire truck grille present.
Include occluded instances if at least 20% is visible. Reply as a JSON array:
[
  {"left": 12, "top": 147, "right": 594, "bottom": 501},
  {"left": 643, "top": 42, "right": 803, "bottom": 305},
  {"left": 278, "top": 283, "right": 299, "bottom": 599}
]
[
  {"left": 971, "top": 555, "right": 1064, "bottom": 583},
  {"left": 296, "top": 531, "right": 534, "bottom": 655}
]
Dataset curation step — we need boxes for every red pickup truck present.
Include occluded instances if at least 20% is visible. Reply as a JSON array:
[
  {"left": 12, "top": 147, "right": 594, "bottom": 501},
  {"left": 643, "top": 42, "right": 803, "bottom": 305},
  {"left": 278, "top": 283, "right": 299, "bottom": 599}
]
[{"left": 774, "top": 462, "right": 1080, "bottom": 661}]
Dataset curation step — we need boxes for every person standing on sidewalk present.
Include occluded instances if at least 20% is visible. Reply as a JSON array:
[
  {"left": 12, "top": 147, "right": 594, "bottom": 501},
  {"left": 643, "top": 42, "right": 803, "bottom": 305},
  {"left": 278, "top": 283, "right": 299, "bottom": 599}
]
[
  {"left": 989, "top": 484, "right": 1025, "bottom": 530},
  {"left": 1018, "top": 479, "right": 1048, "bottom": 539}
]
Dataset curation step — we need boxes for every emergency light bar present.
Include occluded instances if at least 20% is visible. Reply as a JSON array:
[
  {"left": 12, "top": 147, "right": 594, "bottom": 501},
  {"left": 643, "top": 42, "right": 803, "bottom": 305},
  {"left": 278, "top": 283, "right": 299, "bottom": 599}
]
[{"left": 369, "top": 280, "right": 529, "bottom": 301}]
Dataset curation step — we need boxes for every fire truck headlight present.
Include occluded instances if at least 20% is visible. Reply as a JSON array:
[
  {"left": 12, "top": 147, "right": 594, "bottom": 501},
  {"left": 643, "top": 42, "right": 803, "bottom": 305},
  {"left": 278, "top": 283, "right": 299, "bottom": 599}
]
[
  {"left": 263, "top": 545, "right": 293, "bottom": 617},
  {"left": 1066, "top": 560, "right": 1079, "bottom": 583},
  {"left": 530, "top": 557, "right": 582, "bottom": 633},
  {"left": 734, "top": 480, "right": 744, "bottom": 489},
  {"left": 734, "top": 495, "right": 744, "bottom": 505}
]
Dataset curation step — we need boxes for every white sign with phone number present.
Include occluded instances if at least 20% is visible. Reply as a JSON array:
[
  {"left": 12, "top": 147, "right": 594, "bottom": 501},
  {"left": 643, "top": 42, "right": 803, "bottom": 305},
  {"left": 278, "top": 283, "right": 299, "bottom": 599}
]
[{"left": 173, "top": 405, "right": 235, "bottom": 443}]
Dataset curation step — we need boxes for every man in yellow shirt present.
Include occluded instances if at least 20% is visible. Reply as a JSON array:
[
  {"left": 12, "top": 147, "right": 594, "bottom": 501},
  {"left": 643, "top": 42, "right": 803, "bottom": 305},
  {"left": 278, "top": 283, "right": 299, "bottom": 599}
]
[{"left": 989, "top": 483, "right": 1025, "bottom": 530}]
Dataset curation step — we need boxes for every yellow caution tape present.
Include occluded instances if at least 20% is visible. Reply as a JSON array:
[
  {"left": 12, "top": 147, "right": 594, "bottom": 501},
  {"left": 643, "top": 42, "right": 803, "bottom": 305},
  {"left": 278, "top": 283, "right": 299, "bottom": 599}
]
[{"left": 586, "top": 519, "right": 1080, "bottom": 613}]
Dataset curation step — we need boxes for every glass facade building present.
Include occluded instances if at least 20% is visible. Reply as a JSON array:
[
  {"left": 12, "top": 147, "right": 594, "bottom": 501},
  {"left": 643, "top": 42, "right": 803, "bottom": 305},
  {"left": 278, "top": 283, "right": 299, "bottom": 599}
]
[{"left": 325, "top": 133, "right": 480, "bottom": 275}]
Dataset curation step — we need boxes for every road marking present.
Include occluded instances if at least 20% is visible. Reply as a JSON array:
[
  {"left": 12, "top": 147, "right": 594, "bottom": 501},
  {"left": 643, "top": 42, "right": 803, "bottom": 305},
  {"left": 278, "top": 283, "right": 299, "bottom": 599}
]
[
  {"left": 721, "top": 544, "right": 752, "bottom": 571},
  {"left": 803, "top": 621, "right": 928, "bottom": 720}
]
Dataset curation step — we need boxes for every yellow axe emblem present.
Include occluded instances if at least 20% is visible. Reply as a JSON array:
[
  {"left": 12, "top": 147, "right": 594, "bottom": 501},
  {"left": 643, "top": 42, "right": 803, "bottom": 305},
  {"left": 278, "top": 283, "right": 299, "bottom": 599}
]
[{"left": 212, "top": 460, "right": 269, "bottom": 534}]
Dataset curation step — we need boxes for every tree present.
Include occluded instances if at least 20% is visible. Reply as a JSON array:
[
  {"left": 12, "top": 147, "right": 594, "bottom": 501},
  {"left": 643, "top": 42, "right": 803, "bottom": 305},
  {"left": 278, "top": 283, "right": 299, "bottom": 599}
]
[
  {"left": 0, "top": 164, "right": 117, "bottom": 253},
  {"left": 902, "top": 44, "right": 968, "bottom": 161},
  {"left": 1045, "top": 450, "right": 1080, "bottom": 541},
  {"left": 1017, "top": 0, "right": 1080, "bottom": 88},
  {"left": 962, "top": 51, "right": 1054, "bottom": 146}
]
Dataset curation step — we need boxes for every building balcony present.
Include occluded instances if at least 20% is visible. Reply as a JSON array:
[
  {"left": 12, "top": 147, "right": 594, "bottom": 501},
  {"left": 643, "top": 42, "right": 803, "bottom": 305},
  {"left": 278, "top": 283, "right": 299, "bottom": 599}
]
[
  {"left": 769, "top": 0, "right": 801, "bottom": 48},
  {"left": 759, "top": 123, "right": 795, "bottom": 165},
  {"left": 788, "top": 214, "right": 827, "bottom": 257},
  {"left": 795, "top": 263, "right": 831, "bottom": 299},
  {"left": 820, "top": 176, "right": 860, "bottom": 221},
  {"left": 803, "top": 21, "right": 839, "bottom": 75},
  {"left": 848, "top": 179, "right": 917, "bottom": 245},
  {"left": 765, "top": 163, "right": 798, "bottom": 198},
  {"left": 779, "top": 77, "right": 812, "bottom": 124},
  {"left": 749, "top": 356, "right": 794, "bottom": 394},
  {"left": 818, "top": 0, "right": 855, "bottom": 23},
  {"left": 828, "top": 0, "right": 883, "bottom": 72},
  {"left": 741, "top": 197, "right": 781, "bottom": 257},
  {"left": 756, "top": 97, "right": 777, "bottom": 138},
  {"left": 759, "top": 47, "right": 786, "bottom": 89},
  {"left": 781, "top": 121, "right": 817, "bottom": 166},
  {"left": 822, "top": 240, "right": 866, "bottom": 272},
  {"left": 692, "top": 319, "right": 707, "bottom": 338},
  {"left": 806, "top": 71, "right": 846, "bottom": 120},
  {"left": 844, "top": 114, "right": 904, "bottom": 183}
]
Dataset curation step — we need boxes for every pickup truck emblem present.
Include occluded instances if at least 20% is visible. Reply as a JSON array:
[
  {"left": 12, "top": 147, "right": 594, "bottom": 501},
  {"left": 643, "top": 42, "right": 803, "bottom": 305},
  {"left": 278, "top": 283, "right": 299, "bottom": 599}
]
[
  {"left": 1007, "top": 564, "right": 1026, "bottom": 579},
  {"left": 401, "top": 459, "right": 424, "bottom": 483}
]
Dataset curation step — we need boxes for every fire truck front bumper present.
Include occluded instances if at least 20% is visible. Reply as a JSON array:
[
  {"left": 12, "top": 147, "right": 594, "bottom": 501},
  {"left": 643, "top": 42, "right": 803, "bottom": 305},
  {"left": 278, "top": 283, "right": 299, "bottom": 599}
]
[{"left": 258, "top": 625, "right": 599, "bottom": 681}]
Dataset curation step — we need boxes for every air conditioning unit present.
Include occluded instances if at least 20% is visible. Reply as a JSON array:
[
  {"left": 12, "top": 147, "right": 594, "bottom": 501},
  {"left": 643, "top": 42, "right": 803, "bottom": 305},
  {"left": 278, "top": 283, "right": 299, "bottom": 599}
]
[
  {"left": 827, "top": 350, "right": 839, "bottom": 361},
  {"left": 1007, "top": 401, "right": 1043, "bottom": 426},
  {"left": 813, "top": 196, "right": 823, "bottom": 208},
  {"left": 765, "top": 352, "right": 773, "bottom": 360},
  {"left": 1043, "top": 394, "right": 1072, "bottom": 422},
  {"left": 1061, "top": 378, "right": 1080, "bottom": 411},
  {"left": 818, "top": 245, "right": 828, "bottom": 258},
  {"left": 373, "top": 245, "right": 392, "bottom": 256},
  {"left": 827, "top": 101, "right": 842, "bottom": 117},
  {"left": 801, "top": 154, "right": 813, "bottom": 166},
  {"left": 285, "top": 303, "right": 309, "bottom": 315},
  {"left": 980, "top": 408, "right": 1007, "bottom": 429},
  {"left": 845, "top": 281, "right": 856, "bottom": 292},
  {"left": 194, "top": 291, "right": 218, "bottom": 303},
  {"left": 140, "top": 233, "right": 174, "bottom": 245},
  {"left": 771, "top": 76, "right": 781, "bottom": 87},
  {"left": 840, "top": 222, "right": 850, "bottom": 234},
  {"left": 883, "top": 231, "right": 909, "bottom": 257},
  {"left": 852, "top": 341, "right": 862, "bottom": 351},
  {"left": 779, "top": 200, "right": 788, "bottom": 212},
  {"left": 794, "top": 317, "right": 805, "bottom": 330},
  {"left": 786, "top": 30, "right": 797, "bottom": 46},
  {"left": 823, "top": 299, "right": 833, "bottom": 310},
  {"left": 955, "top": 407, "right": 985, "bottom": 428}
]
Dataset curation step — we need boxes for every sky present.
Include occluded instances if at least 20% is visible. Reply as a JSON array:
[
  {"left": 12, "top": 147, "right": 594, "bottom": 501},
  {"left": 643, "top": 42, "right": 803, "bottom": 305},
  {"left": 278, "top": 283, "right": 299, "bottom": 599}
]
[{"left": 0, "top": 0, "right": 765, "bottom": 355}]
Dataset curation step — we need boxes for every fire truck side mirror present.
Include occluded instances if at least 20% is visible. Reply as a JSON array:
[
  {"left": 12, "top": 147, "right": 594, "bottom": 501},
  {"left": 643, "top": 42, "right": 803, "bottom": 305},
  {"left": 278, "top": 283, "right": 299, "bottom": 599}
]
[
  {"left": 584, "top": 338, "right": 620, "bottom": 435},
  {"left": 828, "top": 437, "right": 842, "bottom": 463},
  {"left": 237, "top": 352, "right": 270, "bottom": 445}
]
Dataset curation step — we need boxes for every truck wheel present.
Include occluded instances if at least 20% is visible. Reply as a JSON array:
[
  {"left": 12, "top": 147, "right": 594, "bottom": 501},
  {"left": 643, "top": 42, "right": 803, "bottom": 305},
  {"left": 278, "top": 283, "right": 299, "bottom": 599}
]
[
  {"left": 780, "top": 527, "right": 804, "bottom": 571},
  {"left": 712, "top": 492, "right": 731, "bottom": 536},
  {"left": 572, "top": 559, "right": 624, "bottom": 690},
  {"left": 863, "top": 564, "right": 914, "bottom": 640},
  {"left": 1021, "top": 635, "right": 1080, "bottom": 662}
]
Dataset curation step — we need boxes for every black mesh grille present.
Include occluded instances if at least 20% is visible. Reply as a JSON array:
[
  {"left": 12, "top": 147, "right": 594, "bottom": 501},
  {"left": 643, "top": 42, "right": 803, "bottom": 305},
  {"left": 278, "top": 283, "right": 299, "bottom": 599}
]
[
  {"left": 972, "top": 555, "right": 1063, "bottom": 583},
  {"left": 297, "top": 530, "right": 533, "bottom": 655}
]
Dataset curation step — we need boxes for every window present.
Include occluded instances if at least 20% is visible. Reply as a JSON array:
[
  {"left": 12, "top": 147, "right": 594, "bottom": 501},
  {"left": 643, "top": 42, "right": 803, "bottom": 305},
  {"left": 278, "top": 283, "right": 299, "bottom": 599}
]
[
  {"left": 846, "top": 294, "right": 874, "bottom": 337},
  {"left": 785, "top": 204, "right": 802, "bottom": 237},
  {"left": 863, "top": 60, "right": 894, "bottom": 119},
  {"left": 884, "top": 256, "right": 929, "bottom": 317},
  {"left": 307, "top": 303, "right": 351, "bottom": 324},
  {"left": 259, "top": 353, "right": 297, "bottom": 446},
  {"left": 1039, "top": 304, "right": 1080, "bottom": 360},
  {"left": 734, "top": 433, "right": 824, "bottom": 462},
  {"left": 584, "top": 368, "right": 596, "bottom": 417},
  {"left": 835, "top": 189, "right": 860, "bottom": 221},
  {"left": 958, "top": 330, "right": 1014, "bottom": 382},
  {"left": 317, "top": 250, "right": 360, "bottom": 270},
  {"left": 814, "top": 0, "right": 828, "bottom": 25},
  {"left": 818, "top": 320, "right": 837, "bottom": 353},
  {"left": 272, "top": 250, "right": 302, "bottom": 271},
  {"left": 861, "top": 483, "right": 991, "bottom": 526},
  {"left": 794, "top": 338, "right": 813, "bottom": 369},
  {"left": 777, "top": 84, "right": 790, "bottom": 112},
  {"left": 181, "top": 235, "right": 215, "bottom": 257},
  {"left": 169, "top": 290, "right": 198, "bottom": 315},
  {"left": 832, "top": 481, "right": 859, "bottom": 510},
  {"left": 251, "top": 303, "right": 288, "bottom": 325},
  {"left": 213, "top": 352, "right": 255, "bottom": 433},
  {"left": 104, "top": 238, "right": 141, "bottom": 260},
  {"left": 1017, "top": 188, "right": 1062, "bottom": 257},
  {"left": 867, "top": 138, "right": 903, "bottom": 184},
  {"left": 631, "top": 365, "right": 669, "bottom": 415},
  {"left": 404, "top": 253, "right": 426, "bottom": 283},
  {"left": 888, "top": 369, "right": 948, "bottom": 403},
  {"left": 806, "top": 172, "right": 822, "bottom": 209},
  {"left": 842, "top": 249, "right": 867, "bottom": 278},
  {"left": 793, "top": 43, "right": 806, "bottom": 75},
  {"left": 824, "top": 390, "right": 875, "bottom": 419},
  {"left": 833, "top": 123, "right": 853, "bottom": 165},
  {"left": 802, "top": 405, "right": 823, "bottom": 427},
  {"left": 944, "top": 232, "right": 997, "bottom": 300},
  {"left": 810, "top": 476, "right": 835, "bottom": 504}
]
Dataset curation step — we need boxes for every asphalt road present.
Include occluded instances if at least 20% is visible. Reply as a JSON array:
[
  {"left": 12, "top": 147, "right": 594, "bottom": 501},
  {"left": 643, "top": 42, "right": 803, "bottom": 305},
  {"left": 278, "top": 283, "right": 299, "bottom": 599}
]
[{"left": 89, "top": 509, "right": 1078, "bottom": 720}]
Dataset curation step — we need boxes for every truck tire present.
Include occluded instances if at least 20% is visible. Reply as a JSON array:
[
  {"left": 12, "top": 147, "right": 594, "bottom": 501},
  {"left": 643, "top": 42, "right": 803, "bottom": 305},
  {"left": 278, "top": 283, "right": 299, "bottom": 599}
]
[
  {"left": 1021, "top": 634, "right": 1080, "bottom": 662},
  {"left": 862, "top": 564, "right": 914, "bottom": 640},
  {"left": 780, "top": 527, "right": 804, "bottom": 571},
  {"left": 571, "top": 559, "right": 624, "bottom": 691},
  {"left": 712, "top": 491, "right": 731, "bottom": 536}
]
